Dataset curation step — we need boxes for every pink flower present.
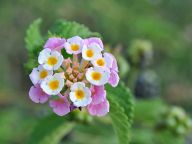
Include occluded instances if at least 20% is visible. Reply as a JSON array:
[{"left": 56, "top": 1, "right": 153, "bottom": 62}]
[
  {"left": 90, "top": 85, "right": 106, "bottom": 105},
  {"left": 44, "top": 37, "right": 65, "bottom": 51},
  {"left": 29, "top": 84, "right": 50, "bottom": 103},
  {"left": 87, "top": 85, "right": 109, "bottom": 117},
  {"left": 49, "top": 95, "right": 70, "bottom": 116},
  {"left": 88, "top": 99, "right": 109, "bottom": 117},
  {"left": 84, "top": 37, "right": 104, "bottom": 51},
  {"left": 104, "top": 53, "right": 119, "bottom": 87}
]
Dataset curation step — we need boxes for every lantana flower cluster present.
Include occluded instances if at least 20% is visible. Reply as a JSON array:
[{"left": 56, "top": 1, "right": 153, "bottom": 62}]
[{"left": 29, "top": 36, "right": 119, "bottom": 117}]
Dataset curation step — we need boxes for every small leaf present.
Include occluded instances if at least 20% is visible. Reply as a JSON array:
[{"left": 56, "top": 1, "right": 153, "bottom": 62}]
[
  {"left": 106, "top": 83, "right": 134, "bottom": 144},
  {"left": 49, "top": 20, "right": 101, "bottom": 38},
  {"left": 25, "top": 18, "right": 44, "bottom": 52},
  {"left": 27, "top": 114, "right": 75, "bottom": 144}
]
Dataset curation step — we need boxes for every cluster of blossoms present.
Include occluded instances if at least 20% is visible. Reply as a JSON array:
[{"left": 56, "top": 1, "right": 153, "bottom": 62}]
[{"left": 29, "top": 36, "right": 119, "bottom": 117}]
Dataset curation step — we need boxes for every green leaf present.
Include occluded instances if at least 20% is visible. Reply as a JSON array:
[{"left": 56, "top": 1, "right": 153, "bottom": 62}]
[
  {"left": 24, "top": 18, "right": 44, "bottom": 72},
  {"left": 106, "top": 83, "right": 134, "bottom": 144},
  {"left": 49, "top": 20, "right": 101, "bottom": 38},
  {"left": 27, "top": 114, "right": 75, "bottom": 144},
  {"left": 25, "top": 18, "right": 44, "bottom": 52}
]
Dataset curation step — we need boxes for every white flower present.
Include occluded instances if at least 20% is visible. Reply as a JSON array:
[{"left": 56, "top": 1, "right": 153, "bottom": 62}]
[
  {"left": 29, "top": 65, "right": 53, "bottom": 85},
  {"left": 86, "top": 67, "right": 110, "bottom": 86},
  {"left": 69, "top": 82, "right": 92, "bottom": 107},
  {"left": 41, "top": 73, "right": 64, "bottom": 95},
  {"left": 38, "top": 49, "right": 64, "bottom": 70},
  {"left": 65, "top": 36, "right": 84, "bottom": 54},
  {"left": 91, "top": 54, "right": 112, "bottom": 68},
  {"left": 82, "top": 43, "right": 102, "bottom": 61}
]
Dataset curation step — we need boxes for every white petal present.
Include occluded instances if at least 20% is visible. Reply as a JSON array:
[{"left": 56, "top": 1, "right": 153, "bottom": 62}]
[
  {"left": 39, "top": 49, "right": 64, "bottom": 70},
  {"left": 65, "top": 36, "right": 84, "bottom": 54},
  {"left": 84, "top": 87, "right": 91, "bottom": 97},
  {"left": 29, "top": 68, "right": 39, "bottom": 85},
  {"left": 40, "top": 74, "right": 64, "bottom": 95},
  {"left": 38, "top": 65, "right": 53, "bottom": 80},
  {"left": 69, "top": 82, "right": 92, "bottom": 107},
  {"left": 53, "top": 54, "right": 64, "bottom": 70},
  {"left": 86, "top": 67, "right": 110, "bottom": 86},
  {"left": 69, "top": 92, "right": 77, "bottom": 102},
  {"left": 82, "top": 44, "right": 102, "bottom": 61},
  {"left": 103, "top": 53, "right": 113, "bottom": 68},
  {"left": 38, "top": 49, "right": 51, "bottom": 64},
  {"left": 65, "top": 42, "right": 73, "bottom": 54},
  {"left": 91, "top": 56, "right": 108, "bottom": 68},
  {"left": 70, "top": 82, "right": 85, "bottom": 91},
  {"left": 42, "top": 64, "right": 53, "bottom": 70},
  {"left": 74, "top": 96, "right": 92, "bottom": 107}
]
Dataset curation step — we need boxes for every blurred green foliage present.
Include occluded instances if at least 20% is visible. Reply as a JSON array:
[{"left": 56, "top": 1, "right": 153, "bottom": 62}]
[{"left": 0, "top": 0, "right": 192, "bottom": 143}]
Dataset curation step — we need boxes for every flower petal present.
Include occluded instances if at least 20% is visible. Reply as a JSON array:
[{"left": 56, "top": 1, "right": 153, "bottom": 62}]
[
  {"left": 41, "top": 73, "right": 65, "bottom": 95},
  {"left": 29, "top": 84, "right": 50, "bottom": 103},
  {"left": 65, "top": 36, "right": 84, "bottom": 54},
  {"left": 91, "top": 85, "right": 106, "bottom": 105},
  {"left": 29, "top": 68, "right": 39, "bottom": 85},
  {"left": 38, "top": 49, "right": 64, "bottom": 70},
  {"left": 84, "top": 37, "right": 103, "bottom": 51},
  {"left": 86, "top": 67, "right": 110, "bottom": 86},
  {"left": 69, "top": 82, "right": 92, "bottom": 107},
  {"left": 82, "top": 44, "right": 102, "bottom": 61},
  {"left": 44, "top": 37, "right": 65, "bottom": 51},
  {"left": 87, "top": 99, "right": 109, "bottom": 117},
  {"left": 104, "top": 52, "right": 118, "bottom": 71},
  {"left": 49, "top": 96, "right": 70, "bottom": 116},
  {"left": 108, "top": 70, "right": 120, "bottom": 87}
]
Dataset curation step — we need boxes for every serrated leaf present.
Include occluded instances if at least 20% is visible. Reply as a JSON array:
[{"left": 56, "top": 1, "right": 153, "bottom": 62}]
[
  {"left": 49, "top": 20, "right": 101, "bottom": 38},
  {"left": 27, "top": 114, "right": 75, "bottom": 144},
  {"left": 106, "top": 83, "right": 134, "bottom": 125},
  {"left": 24, "top": 18, "right": 44, "bottom": 72},
  {"left": 106, "top": 83, "right": 134, "bottom": 144},
  {"left": 25, "top": 18, "right": 44, "bottom": 52}
]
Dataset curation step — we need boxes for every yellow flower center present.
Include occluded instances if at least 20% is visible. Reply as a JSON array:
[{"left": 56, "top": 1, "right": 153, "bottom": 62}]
[
  {"left": 86, "top": 49, "right": 94, "bottom": 58},
  {"left": 49, "top": 80, "right": 59, "bottom": 90},
  {"left": 96, "top": 58, "right": 105, "bottom": 66},
  {"left": 75, "top": 89, "right": 85, "bottom": 100},
  {"left": 47, "top": 56, "right": 58, "bottom": 66},
  {"left": 39, "top": 70, "right": 48, "bottom": 79},
  {"left": 71, "top": 44, "right": 80, "bottom": 51},
  {"left": 91, "top": 71, "right": 102, "bottom": 81}
]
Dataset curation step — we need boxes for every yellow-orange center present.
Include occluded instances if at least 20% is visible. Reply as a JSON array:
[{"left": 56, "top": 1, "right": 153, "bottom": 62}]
[
  {"left": 86, "top": 49, "right": 94, "bottom": 58},
  {"left": 96, "top": 58, "right": 105, "bottom": 66},
  {"left": 47, "top": 56, "right": 58, "bottom": 66},
  {"left": 75, "top": 89, "right": 85, "bottom": 99},
  {"left": 39, "top": 70, "right": 48, "bottom": 79},
  {"left": 71, "top": 44, "right": 80, "bottom": 51},
  {"left": 91, "top": 71, "right": 102, "bottom": 81},
  {"left": 49, "top": 80, "right": 59, "bottom": 90}
]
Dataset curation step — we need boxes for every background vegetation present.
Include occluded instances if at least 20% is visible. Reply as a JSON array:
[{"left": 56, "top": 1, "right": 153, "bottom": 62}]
[{"left": 0, "top": 0, "right": 192, "bottom": 143}]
